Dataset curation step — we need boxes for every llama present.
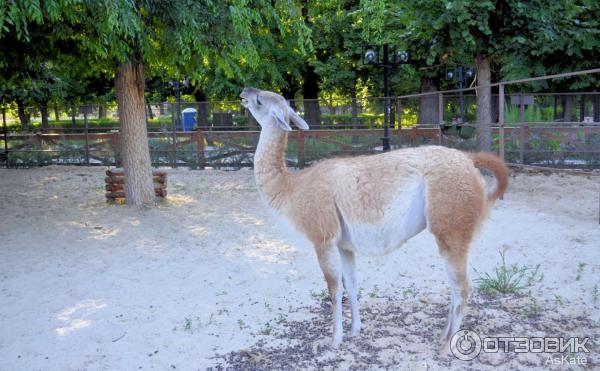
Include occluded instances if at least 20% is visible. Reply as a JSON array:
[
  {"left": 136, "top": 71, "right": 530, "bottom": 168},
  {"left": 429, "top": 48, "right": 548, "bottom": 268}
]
[{"left": 240, "top": 87, "right": 509, "bottom": 349}]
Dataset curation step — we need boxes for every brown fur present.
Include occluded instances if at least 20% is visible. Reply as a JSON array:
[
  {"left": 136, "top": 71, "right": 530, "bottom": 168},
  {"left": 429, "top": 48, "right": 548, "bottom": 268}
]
[
  {"left": 468, "top": 151, "right": 510, "bottom": 201},
  {"left": 241, "top": 87, "right": 509, "bottom": 348}
]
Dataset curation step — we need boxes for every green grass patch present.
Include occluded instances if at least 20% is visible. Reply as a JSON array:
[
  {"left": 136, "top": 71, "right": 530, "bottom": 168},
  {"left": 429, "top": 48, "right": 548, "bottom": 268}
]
[{"left": 474, "top": 249, "right": 543, "bottom": 295}]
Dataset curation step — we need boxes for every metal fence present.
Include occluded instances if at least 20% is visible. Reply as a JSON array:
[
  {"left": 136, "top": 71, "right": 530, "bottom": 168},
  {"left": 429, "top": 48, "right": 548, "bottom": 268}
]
[{"left": 2, "top": 69, "right": 600, "bottom": 169}]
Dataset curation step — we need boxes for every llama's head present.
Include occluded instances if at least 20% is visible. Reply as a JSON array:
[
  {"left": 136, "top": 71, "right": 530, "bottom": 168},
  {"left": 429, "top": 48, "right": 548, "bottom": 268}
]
[{"left": 240, "top": 87, "right": 309, "bottom": 132}]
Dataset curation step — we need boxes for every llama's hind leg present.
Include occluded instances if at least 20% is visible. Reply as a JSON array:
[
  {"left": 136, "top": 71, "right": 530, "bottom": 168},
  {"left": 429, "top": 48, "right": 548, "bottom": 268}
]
[
  {"left": 339, "top": 247, "right": 361, "bottom": 336},
  {"left": 436, "top": 237, "right": 471, "bottom": 346},
  {"left": 316, "top": 244, "right": 344, "bottom": 348}
]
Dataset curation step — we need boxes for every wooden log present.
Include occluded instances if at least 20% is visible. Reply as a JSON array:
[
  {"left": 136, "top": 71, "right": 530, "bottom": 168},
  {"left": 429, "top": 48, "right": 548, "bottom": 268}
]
[
  {"left": 105, "top": 184, "right": 166, "bottom": 192},
  {"left": 106, "top": 189, "right": 166, "bottom": 199},
  {"left": 105, "top": 176, "right": 166, "bottom": 185},
  {"left": 107, "top": 197, "right": 126, "bottom": 204},
  {"left": 106, "top": 169, "right": 167, "bottom": 177},
  {"left": 105, "top": 173, "right": 167, "bottom": 181}
]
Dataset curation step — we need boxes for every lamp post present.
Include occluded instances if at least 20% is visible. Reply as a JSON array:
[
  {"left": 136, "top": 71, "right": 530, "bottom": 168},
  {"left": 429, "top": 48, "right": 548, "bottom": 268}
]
[
  {"left": 445, "top": 66, "right": 474, "bottom": 124},
  {"left": 168, "top": 78, "right": 189, "bottom": 130},
  {"left": 168, "top": 78, "right": 188, "bottom": 167},
  {"left": 364, "top": 44, "right": 410, "bottom": 151}
]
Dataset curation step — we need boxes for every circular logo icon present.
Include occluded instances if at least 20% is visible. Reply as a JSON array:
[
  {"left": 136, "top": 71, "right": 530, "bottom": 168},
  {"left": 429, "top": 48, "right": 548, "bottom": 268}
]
[{"left": 450, "top": 329, "right": 482, "bottom": 361}]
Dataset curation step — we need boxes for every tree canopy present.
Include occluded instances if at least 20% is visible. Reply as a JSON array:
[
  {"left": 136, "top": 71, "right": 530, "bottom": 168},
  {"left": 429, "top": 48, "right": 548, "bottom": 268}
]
[{"left": 1, "top": 0, "right": 599, "bottom": 106}]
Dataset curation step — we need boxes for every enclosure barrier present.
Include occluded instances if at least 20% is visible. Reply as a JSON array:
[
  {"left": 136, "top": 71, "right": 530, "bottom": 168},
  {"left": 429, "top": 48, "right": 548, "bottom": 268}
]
[{"left": 2, "top": 69, "right": 600, "bottom": 170}]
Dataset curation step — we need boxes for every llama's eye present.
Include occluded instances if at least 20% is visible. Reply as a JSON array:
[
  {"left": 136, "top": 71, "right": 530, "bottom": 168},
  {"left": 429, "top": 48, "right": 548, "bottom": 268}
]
[{"left": 256, "top": 96, "right": 262, "bottom": 106}]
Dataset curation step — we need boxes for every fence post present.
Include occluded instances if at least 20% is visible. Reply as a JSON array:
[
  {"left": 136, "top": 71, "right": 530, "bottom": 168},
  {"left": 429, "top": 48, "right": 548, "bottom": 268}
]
[
  {"left": 296, "top": 129, "right": 305, "bottom": 169},
  {"left": 112, "top": 132, "right": 120, "bottom": 167},
  {"left": 84, "top": 107, "right": 90, "bottom": 166},
  {"left": 34, "top": 132, "right": 42, "bottom": 166},
  {"left": 171, "top": 103, "right": 177, "bottom": 168},
  {"left": 194, "top": 130, "right": 205, "bottom": 169},
  {"left": 2, "top": 108, "right": 8, "bottom": 168},
  {"left": 397, "top": 98, "right": 402, "bottom": 147},
  {"left": 519, "top": 93, "right": 526, "bottom": 164},
  {"left": 498, "top": 84, "right": 505, "bottom": 161},
  {"left": 438, "top": 93, "right": 444, "bottom": 145}
]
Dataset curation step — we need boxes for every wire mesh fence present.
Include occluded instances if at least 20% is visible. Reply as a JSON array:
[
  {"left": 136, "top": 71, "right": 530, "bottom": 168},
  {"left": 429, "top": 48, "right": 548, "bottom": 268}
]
[{"left": 2, "top": 75, "right": 600, "bottom": 169}]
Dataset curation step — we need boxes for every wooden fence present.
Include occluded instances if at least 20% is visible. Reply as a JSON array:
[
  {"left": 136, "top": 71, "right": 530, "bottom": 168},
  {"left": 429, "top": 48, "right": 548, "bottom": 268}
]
[{"left": 3, "top": 125, "right": 599, "bottom": 169}]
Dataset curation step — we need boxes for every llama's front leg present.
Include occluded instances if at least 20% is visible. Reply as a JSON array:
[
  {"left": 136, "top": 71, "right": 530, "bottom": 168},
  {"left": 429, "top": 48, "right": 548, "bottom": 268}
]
[
  {"left": 316, "top": 245, "right": 344, "bottom": 348},
  {"left": 339, "top": 247, "right": 361, "bottom": 336}
]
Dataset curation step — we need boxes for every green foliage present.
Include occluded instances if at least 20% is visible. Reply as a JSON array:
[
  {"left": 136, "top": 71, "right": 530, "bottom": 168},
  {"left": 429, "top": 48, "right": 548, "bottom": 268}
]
[
  {"left": 474, "top": 249, "right": 543, "bottom": 295},
  {"left": 0, "top": 0, "right": 311, "bottom": 108},
  {"left": 1, "top": 0, "right": 600, "bottom": 109}
]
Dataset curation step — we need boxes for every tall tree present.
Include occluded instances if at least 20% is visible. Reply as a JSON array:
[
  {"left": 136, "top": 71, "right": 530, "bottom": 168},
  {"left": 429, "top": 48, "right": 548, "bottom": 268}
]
[
  {"left": 401, "top": 0, "right": 597, "bottom": 150},
  {"left": 1, "top": 0, "right": 309, "bottom": 206}
]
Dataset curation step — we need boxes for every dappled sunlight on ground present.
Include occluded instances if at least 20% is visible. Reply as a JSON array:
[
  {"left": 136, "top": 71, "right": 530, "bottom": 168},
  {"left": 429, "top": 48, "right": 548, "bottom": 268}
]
[
  {"left": 90, "top": 226, "right": 120, "bottom": 240},
  {"left": 55, "top": 299, "right": 107, "bottom": 337},
  {"left": 162, "top": 194, "right": 196, "bottom": 206},
  {"left": 187, "top": 225, "right": 208, "bottom": 237},
  {"left": 230, "top": 211, "right": 265, "bottom": 226}
]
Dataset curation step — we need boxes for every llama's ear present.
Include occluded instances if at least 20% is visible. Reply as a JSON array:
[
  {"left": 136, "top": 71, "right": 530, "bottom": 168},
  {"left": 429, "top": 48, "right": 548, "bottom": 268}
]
[
  {"left": 287, "top": 106, "right": 309, "bottom": 130},
  {"left": 271, "top": 106, "right": 292, "bottom": 131}
]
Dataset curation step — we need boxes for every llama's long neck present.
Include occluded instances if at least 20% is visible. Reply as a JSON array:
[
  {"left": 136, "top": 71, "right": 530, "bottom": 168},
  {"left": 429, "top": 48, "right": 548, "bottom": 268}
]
[{"left": 254, "top": 126, "right": 291, "bottom": 208}]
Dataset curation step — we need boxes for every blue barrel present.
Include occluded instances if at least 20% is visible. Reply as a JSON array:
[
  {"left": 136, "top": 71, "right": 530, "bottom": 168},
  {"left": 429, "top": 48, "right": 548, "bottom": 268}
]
[{"left": 181, "top": 108, "right": 197, "bottom": 131}]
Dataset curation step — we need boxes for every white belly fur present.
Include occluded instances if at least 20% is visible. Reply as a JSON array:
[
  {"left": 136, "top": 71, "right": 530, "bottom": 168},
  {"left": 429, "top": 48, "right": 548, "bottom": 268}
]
[{"left": 338, "top": 181, "right": 427, "bottom": 255}]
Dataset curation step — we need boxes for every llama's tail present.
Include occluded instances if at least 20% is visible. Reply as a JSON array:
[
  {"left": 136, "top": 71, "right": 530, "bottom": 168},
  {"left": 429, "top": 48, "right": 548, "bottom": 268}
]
[{"left": 468, "top": 152, "right": 509, "bottom": 202}]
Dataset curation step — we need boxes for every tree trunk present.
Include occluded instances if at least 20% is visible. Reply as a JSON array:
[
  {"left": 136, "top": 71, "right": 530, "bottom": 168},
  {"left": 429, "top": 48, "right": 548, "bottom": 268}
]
[
  {"left": 281, "top": 80, "right": 297, "bottom": 109},
  {"left": 417, "top": 77, "right": 438, "bottom": 126},
  {"left": 114, "top": 62, "right": 155, "bottom": 207},
  {"left": 16, "top": 98, "right": 29, "bottom": 130},
  {"left": 71, "top": 103, "right": 76, "bottom": 129},
  {"left": 98, "top": 105, "right": 106, "bottom": 119},
  {"left": 193, "top": 89, "right": 209, "bottom": 130},
  {"left": 40, "top": 102, "right": 49, "bottom": 129},
  {"left": 564, "top": 95, "right": 573, "bottom": 123},
  {"left": 476, "top": 54, "right": 492, "bottom": 151},
  {"left": 302, "top": 64, "right": 321, "bottom": 129},
  {"left": 146, "top": 103, "right": 155, "bottom": 120},
  {"left": 54, "top": 104, "right": 60, "bottom": 121},
  {"left": 491, "top": 87, "right": 499, "bottom": 124}
]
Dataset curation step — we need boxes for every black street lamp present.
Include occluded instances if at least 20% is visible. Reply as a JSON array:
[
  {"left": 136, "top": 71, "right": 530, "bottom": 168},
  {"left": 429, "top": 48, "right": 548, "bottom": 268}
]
[
  {"left": 363, "top": 44, "right": 410, "bottom": 151},
  {"left": 445, "top": 65, "right": 474, "bottom": 124}
]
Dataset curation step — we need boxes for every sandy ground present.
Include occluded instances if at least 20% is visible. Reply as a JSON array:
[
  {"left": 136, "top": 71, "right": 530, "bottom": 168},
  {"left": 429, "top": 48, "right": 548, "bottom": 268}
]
[{"left": 0, "top": 166, "right": 599, "bottom": 370}]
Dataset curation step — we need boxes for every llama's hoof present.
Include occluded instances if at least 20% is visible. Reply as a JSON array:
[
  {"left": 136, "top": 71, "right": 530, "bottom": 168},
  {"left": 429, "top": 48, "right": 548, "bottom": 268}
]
[
  {"left": 350, "top": 323, "right": 361, "bottom": 337},
  {"left": 331, "top": 335, "right": 342, "bottom": 349},
  {"left": 438, "top": 338, "right": 451, "bottom": 354}
]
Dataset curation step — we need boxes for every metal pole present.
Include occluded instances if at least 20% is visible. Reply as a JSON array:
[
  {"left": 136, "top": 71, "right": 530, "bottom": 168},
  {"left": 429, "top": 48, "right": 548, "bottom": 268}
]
[
  {"left": 519, "top": 93, "right": 525, "bottom": 164},
  {"left": 2, "top": 108, "right": 8, "bottom": 168},
  {"left": 498, "top": 84, "right": 505, "bottom": 161},
  {"left": 171, "top": 105, "right": 177, "bottom": 169},
  {"left": 84, "top": 107, "right": 90, "bottom": 166},
  {"left": 382, "top": 44, "right": 391, "bottom": 151},
  {"left": 438, "top": 93, "right": 444, "bottom": 145},
  {"left": 458, "top": 66, "right": 465, "bottom": 123},
  {"left": 397, "top": 98, "right": 402, "bottom": 147}
]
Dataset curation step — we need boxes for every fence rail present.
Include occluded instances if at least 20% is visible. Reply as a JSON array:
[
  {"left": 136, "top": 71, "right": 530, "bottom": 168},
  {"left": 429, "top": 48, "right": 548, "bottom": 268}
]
[
  {"left": 3, "top": 123, "right": 599, "bottom": 169},
  {"left": 2, "top": 68, "right": 600, "bottom": 169}
]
